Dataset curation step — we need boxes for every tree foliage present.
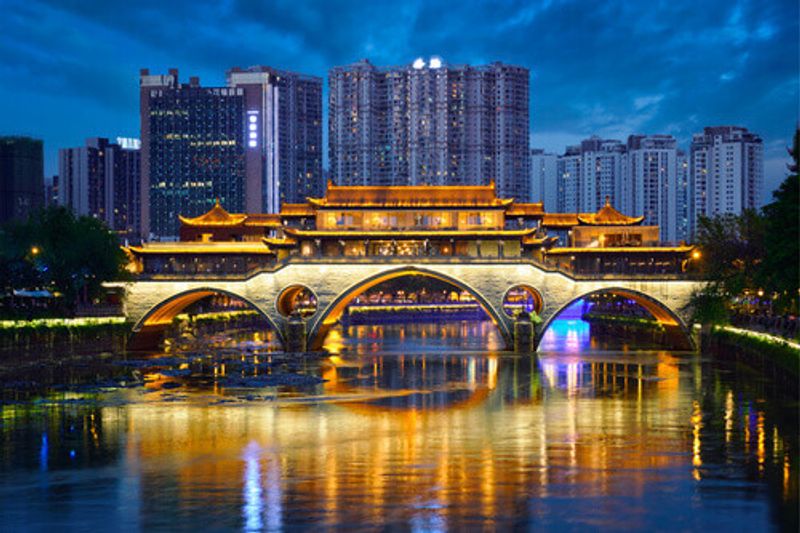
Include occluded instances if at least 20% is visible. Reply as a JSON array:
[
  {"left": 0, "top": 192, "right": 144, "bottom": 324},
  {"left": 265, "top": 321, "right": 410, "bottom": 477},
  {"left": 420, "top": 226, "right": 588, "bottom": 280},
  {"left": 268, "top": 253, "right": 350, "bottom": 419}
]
[
  {"left": 0, "top": 207, "right": 128, "bottom": 313},
  {"left": 694, "top": 209, "right": 766, "bottom": 296},
  {"left": 760, "top": 128, "right": 799, "bottom": 303}
]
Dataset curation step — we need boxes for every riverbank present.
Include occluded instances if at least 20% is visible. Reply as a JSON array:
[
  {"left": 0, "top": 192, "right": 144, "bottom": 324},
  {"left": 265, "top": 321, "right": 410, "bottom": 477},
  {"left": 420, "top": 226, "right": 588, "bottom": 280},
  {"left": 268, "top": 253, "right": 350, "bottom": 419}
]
[
  {"left": 702, "top": 325, "right": 800, "bottom": 380},
  {"left": 0, "top": 316, "right": 131, "bottom": 356},
  {"left": 0, "top": 311, "right": 273, "bottom": 357},
  {"left": 580, "top": 312, "right": 692, "bottom": 349}
]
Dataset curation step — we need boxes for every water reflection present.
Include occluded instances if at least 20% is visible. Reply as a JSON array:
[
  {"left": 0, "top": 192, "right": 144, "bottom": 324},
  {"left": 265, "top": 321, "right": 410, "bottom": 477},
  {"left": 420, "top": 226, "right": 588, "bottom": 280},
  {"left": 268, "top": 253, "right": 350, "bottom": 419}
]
[{"left": 0, "top": 321, "right": 797, "bottom": 530}]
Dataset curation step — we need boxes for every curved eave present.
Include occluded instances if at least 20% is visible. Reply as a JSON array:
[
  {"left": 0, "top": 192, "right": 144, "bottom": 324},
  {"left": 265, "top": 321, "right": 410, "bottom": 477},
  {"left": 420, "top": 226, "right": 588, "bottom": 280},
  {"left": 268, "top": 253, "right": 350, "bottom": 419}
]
[
  {"left": 283, "top": 228, "right": 538, "bottom": 239},
  {"left": 126, "top": 245, "right": 276, "bottom": 255},
  {"left": 576, "top": 215, "right": 645, "bottom": 226},
  {"left": 178, "top": 215, "right": 247, "bottom": 227},
  {"left": 261, "top": 237, "right": 298, "bottom": 247},
  {"left": 522, "top": 235, "right": 559, "bottom": 247}
]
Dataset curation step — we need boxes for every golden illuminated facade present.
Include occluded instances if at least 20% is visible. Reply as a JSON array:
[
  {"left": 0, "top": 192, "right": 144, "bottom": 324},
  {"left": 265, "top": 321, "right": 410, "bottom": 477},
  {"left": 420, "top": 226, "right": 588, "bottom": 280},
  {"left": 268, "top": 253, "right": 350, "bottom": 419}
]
[{"left": 125, "top": 185, "right": 693, "bottom": 277}]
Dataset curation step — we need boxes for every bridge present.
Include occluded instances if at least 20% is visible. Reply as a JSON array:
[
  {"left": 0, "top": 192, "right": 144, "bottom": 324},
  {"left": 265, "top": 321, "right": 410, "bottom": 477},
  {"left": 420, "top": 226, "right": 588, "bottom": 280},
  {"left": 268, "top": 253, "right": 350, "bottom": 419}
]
[{"left": 116, "top": 257, "right": 703, "bottom": 352}]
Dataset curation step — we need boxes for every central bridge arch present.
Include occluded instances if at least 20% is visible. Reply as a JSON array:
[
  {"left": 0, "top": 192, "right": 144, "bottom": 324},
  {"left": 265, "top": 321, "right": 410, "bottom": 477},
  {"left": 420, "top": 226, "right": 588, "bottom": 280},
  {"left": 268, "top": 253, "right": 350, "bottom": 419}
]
[
  {"left": 306, "top": 266, "right": 512, "bottom": 350},
  {"left": 538, "top": 286, "right": 695, "bottom": 351}
]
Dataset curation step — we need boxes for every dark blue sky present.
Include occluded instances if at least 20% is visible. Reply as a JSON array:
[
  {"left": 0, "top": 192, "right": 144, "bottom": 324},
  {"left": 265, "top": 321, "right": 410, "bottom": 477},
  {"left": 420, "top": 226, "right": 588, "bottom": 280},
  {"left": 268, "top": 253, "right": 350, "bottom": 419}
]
[{"left": 1, "top": 0, "right": 797, "bottom": 199}]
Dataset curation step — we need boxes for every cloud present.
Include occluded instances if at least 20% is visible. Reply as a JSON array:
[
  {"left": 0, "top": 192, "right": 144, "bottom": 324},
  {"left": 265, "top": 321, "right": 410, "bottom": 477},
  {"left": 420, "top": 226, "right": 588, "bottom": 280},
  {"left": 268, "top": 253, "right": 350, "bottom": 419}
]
[{"left": 0, "top": 0, "right": 795, "bottom": 196}]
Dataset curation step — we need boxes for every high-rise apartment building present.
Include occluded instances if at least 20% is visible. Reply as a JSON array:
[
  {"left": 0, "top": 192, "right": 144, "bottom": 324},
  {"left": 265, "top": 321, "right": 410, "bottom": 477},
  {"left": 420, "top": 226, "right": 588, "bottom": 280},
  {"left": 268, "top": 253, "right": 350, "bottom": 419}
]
[
  {"left": 625, "top": 134, "right": 680, "bottom": 242},
  {"left": 59, "top": 137, "right": 141, "bottom": 239},
  {"left": 0, "top": 136, "right": 43, "bottom": 224},
  {"left": 580, "top": 137, "right": 626, "bottom": 212},
  {"left": 555, "top": 138, "right": 624, "bottom": 213},
  {"left": 557, "top": 145, "right": 582, "bottom": 213},
  {"left": 329, "top": 58, "right": 530, "bottom": 200},
  {"left": 530, "top": 149, "right": 558, "bottom": 211},
  {"left": 689, "top": 126, "right": 763, "bottom": 237},
  {"left": 140, "top": 68, "right": 322, "bottom": 239},
  {"left": 227, "top": 66, "right": 323, "bottom": 213},
  {"left": 676, "top": 150, "right": 690, "bottom": 242}
]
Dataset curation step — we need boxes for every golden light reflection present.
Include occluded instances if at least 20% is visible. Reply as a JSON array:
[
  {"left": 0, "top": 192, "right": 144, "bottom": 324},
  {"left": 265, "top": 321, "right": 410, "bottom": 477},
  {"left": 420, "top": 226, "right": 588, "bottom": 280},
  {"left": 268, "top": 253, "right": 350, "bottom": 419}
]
[
  {"left": 42, "top": 343, "right": 791, "bottom": 529},
  {"left": 724, "top": 390, "right": 734, "bottom": 444},
  {"left": 757, "top": 411, "right": 765, "bottom": 474},
  {"left": 784, "top": 453, "right": 791, "bottom": 500},
  {"left": 691, "top": 400, "right": 703, "bottom": 478}
]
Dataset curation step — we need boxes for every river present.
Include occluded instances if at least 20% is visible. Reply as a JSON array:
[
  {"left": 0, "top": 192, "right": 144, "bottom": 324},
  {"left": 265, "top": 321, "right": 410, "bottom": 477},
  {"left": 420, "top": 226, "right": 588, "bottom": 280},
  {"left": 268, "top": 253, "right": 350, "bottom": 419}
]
[{"left": 0, "top": 318, "right": 797, "bottom": 531}]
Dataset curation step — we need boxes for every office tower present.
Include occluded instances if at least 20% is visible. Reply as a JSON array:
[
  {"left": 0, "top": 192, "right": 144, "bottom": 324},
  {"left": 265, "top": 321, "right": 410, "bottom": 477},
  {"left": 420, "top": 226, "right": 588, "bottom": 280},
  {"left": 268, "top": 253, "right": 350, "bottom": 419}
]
[
  {"left": 0, "top": 136, "right": 43, "bottom": 224},
  {"left": 689, "top": 126, "right": 763, "bottom": 238},
  {"left": 530, "top": 149, "right": 558, "bottom": 210},
  {"left": 227, "top": 66, "right": 323, "bottom": 213},
  {"left": 329, "top": 58, "right": 530, "bottom": 200},
  {"left": 58, "top": 137, "right": 141, "bottom": 239},
  {"left": 626, "top": 134, "right": 680, "bottom": 242},
  {"left": 557, "top": 145, "right": 582, "bottom": 212},
  {"left": 140, "top": 69, "right": 246, "bottom": 239},
  {"left": 140, "top": 68, "right": 322, "bottom": 239}
]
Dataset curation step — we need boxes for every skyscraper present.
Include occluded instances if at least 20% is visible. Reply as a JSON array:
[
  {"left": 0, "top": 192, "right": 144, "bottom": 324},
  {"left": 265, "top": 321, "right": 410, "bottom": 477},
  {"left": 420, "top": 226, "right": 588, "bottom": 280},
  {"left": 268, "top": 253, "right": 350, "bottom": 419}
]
[
  {"left": 0, "top": 136, "right": 43, "bottom": 224},
  {"left": 329, "top": 58, "right": 530, "bottom": 200},
  {"left": 140, "top": 69, "right": 246, "bottom": 239},
  {"left": 59, "top": 137, "right": 141, "bottom": 239},
  {"left": 689, "top": 126, "right": 763, "bottom": 237},
  {"left": 227, "top": 66, "right": 323, "bottom": 213},
  {"left": 530, "top": 149, "right": 557, "bottom": 210}
]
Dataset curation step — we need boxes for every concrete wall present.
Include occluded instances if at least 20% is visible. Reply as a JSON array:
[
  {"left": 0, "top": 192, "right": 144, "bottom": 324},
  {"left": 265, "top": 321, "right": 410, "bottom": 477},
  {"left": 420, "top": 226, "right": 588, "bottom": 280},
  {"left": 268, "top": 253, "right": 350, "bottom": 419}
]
[{"left": 116, "top": 261, "right": 702, "bottom": 351}]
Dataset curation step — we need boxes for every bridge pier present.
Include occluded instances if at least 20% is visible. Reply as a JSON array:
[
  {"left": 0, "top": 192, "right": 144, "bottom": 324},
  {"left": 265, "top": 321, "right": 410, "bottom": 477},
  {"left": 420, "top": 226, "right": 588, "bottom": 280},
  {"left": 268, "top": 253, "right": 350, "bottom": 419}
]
[
  {"left": 513, "top": 314, "right": 535, "bottom": 353},
  {"left": 285, "top": 314, "right": 307, "bottom": 353}
]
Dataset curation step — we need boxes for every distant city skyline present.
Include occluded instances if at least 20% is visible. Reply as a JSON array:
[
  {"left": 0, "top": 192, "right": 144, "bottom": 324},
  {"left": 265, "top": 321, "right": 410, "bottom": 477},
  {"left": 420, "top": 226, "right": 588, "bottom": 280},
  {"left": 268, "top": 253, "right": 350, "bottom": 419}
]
[{"left": 0, "top": 0, "right": 797, "bottom": 202}]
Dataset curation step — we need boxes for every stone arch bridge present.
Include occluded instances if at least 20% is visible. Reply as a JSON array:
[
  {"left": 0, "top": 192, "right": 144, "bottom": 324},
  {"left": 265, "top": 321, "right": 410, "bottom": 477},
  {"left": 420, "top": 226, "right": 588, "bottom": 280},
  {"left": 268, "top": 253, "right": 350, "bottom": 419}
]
[{"left": 114, "top": 259, "right": 703, "bottom": 352}]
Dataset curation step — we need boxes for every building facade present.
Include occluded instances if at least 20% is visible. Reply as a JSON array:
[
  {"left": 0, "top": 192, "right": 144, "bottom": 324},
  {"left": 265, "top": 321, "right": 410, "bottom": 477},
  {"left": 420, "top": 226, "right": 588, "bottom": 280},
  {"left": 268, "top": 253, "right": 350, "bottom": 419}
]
[
  {"left": 0, "top": 136, "right": 43, "bottom": 224},
  {"left": 689, "top": 126, "right": 763, "bottom": 238},
  {"left": 329, "top": 58, "right": 530, "bottom": 200},
  {"left": 227, "top": 66, "right": 323, "bottom": 214},
  {"left": 530, "top": 149, "right": 558, "bottom": 211},
  {"left": 58, "top": 137, "right": 141, "bottom": 239},
  {"left": 140, "top": 68, "right": 322, "bottom": 239}
]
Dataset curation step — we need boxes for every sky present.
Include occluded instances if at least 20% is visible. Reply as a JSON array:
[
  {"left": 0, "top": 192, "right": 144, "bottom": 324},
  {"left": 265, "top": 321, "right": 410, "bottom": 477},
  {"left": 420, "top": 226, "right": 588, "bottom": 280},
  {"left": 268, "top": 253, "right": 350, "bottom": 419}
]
[{"left": 1, "top": 0, "right": 797, "bottom": 201}]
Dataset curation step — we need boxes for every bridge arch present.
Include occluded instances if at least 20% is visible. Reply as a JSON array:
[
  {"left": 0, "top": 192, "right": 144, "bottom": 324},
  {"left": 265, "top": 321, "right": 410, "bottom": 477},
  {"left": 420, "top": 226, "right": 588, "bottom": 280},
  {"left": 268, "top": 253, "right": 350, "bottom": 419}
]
[
  {"left": 538, "top": 287, "right": 694, "bottom": 351},
  {"left": 132, "top": 287, "right": 284, "bottom": 347},
  {"left": 307, "top": 266, "right": 511, "bottom": 350}
]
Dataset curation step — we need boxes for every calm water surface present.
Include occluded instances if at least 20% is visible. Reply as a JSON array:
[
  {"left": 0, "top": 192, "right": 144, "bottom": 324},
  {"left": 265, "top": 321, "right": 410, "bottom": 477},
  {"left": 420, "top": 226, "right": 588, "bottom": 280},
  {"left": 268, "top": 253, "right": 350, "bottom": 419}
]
[{"left": 0, "top": 319, "right": 797, "bottom": 531}]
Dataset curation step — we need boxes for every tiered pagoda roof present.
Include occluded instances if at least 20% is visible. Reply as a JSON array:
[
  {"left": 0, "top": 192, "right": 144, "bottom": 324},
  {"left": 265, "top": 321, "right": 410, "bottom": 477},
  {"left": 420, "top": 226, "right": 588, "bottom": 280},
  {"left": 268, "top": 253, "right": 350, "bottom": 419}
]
[{"left": 576, "top": 198, "right": 644, "bottom": 226}]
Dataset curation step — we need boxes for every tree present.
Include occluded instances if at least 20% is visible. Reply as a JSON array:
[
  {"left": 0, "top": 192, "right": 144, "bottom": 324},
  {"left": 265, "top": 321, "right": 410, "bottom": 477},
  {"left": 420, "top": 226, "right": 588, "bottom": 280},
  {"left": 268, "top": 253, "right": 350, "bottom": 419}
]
[
  {"left": 760, "top": 128, "right": 799, "bottom": 312},
  {"left": 0, "top": 207, "right": 128, "bottom": 314}
]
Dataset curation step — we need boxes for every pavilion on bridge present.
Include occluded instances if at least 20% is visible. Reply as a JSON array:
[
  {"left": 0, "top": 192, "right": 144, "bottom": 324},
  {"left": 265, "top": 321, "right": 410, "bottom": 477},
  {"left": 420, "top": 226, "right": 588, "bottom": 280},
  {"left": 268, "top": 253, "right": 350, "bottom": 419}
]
[{"left": 125, "top": 183, "right": 694, "bottom": 277}]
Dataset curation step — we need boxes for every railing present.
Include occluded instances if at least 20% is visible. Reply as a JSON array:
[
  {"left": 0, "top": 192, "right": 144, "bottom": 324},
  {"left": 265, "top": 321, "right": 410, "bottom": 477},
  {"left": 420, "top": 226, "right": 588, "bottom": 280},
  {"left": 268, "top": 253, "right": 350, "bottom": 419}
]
[{"left": 130, "top": 255, "right": 698, "bottom": 283}]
